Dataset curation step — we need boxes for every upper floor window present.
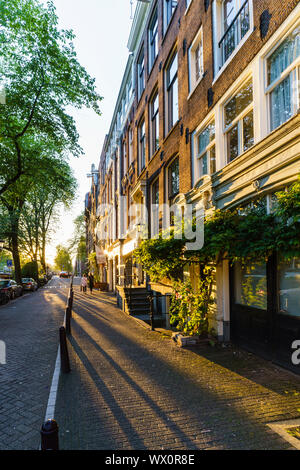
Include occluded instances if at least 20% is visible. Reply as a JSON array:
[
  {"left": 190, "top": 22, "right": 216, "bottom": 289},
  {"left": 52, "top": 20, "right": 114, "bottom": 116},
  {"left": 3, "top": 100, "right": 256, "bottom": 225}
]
[
  {"left": 129, "top": 127, "right": 133, "bottom": 166},
  {"left": 168, "top": 157, "right": 179, "bottom": 200},
  {"left": 150, "top": 91, "right": 159, "bottom": 156},
  {"left": 188, "top": 27, "right": 204, "bottom": 93},
  {"left": 224, "top": 78, "right": 254, "bottom": 162},
  {"left": 196, "top": 120, "right": 216, "bottom": 180},
  {"left": 164, "top": 0, "right": 177, "bottom": 34},
  {"left": 213, "top": 0, "right": 251, "bottom": 74},
  {"left": 266, "top": 24, "right": 300, "bottom": 131},
  {"left": 137, "top": 47, "right": 145, "bottom": 100},
  {"left": 149, "top": 8, "right": 158, "bottom": 71},
  {"left": 138, "top": 119, "right": 146, "bottom": 174},
  {"left": 165, "top": 52, "right": 178, "bottom": 133}
]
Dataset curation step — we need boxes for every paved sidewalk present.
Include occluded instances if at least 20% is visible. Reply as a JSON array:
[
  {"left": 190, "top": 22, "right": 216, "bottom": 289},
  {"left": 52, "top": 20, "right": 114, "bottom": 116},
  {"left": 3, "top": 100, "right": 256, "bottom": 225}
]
[
  {"left": 0, "top": 277, "right": 68, "bottom": 450},
  {"left": 55, "top": 287, "right": 300, "bottom": 450}
]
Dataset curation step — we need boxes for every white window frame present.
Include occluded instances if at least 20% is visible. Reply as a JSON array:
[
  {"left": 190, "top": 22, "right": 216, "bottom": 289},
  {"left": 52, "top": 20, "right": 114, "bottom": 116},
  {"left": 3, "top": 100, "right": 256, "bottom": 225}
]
[
  {"left": 188, "top": 26, "right": 204, "bottom": 96},
  {"left": 195, "top": 119, "right": 216, "bottom": 182},
  {"left": 165, "top": 51, "right": 179, "bottom": 135},
  {"left": 264, "top": 21, "right": 300, "bottom": 133},
  {"left": 223, "top": 76, "right": 254, "bottom": 163},
  {"left": 212, "top": 0, "right": 254, "bottom": 83}
]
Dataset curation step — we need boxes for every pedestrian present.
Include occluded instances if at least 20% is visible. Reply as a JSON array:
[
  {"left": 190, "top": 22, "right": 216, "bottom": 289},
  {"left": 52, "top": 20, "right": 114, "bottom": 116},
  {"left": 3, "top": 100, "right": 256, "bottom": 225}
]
[
  {"left": 81, "top": 274, "right": 87, "bottom": 293},
  {"left": 88, "top": 272, "right": 94, "bottom": 294}
]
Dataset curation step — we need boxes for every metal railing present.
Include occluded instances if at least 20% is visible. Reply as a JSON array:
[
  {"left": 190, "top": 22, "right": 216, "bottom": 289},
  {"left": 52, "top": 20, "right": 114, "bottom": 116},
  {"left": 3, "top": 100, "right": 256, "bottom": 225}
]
[{"left": 218, "top": 0, "right": 250, "bottom": 67}]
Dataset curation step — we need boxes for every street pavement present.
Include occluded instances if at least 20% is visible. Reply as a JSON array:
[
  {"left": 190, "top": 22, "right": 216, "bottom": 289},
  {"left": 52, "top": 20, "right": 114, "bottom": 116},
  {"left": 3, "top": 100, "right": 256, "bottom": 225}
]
[
  {"left": 0, "top": 276, "right": 68, "bottom": 450},
  {"left": 55, "top": 284, "right": 300, "bottom": 450}
]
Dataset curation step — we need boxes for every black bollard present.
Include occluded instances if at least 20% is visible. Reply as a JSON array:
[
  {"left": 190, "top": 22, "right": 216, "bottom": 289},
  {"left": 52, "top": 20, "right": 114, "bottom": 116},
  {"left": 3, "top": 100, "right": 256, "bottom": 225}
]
[
  {"left": 67, "top": 295, "right": 73, "bottom": 312},
  {"left": 41, "top": 419, "right": 59, "bottom": 450},
  {"left": 59, "top": 326, "right": 71, "bottom": 373},
  {"left": 65, "top": 307, "right": 71, "bottom": 336}
]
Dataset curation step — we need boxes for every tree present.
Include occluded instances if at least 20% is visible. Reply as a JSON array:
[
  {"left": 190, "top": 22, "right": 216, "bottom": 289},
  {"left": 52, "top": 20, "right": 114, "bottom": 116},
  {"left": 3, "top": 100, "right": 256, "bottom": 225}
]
[
  {"left": 54, "top": 244, "right": 72, "bottom": 273},
  {"left": 0, "top": 0, "right": 102, "bottom": 195}
]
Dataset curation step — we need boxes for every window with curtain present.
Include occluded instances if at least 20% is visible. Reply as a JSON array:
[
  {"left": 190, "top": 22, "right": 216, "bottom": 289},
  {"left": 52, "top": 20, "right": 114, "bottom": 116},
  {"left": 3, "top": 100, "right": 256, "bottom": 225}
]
[
  {"left": 166, "top": 52, "right": 178, "bottom": 133},
  {"left": 149, "top": 8, "right": 158, "bottom": 71},
  {"left": 188, "top": 27, "right": 204, "bottom": 92},
  {"left": 267, "top": 24, "right": 300, "bottom": 131},
  {"left": 196, "top": 120, "right": 216, "bottom": 180},
  {"left": 224, "top": 78, "right": 254, "bottom": 162}
]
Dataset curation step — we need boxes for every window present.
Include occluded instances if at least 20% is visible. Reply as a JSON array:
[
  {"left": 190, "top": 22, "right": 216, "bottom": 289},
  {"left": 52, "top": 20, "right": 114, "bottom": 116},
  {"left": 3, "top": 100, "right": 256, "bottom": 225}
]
[
  {"left": 123, "top": 140, "right": 127, "bottom": 175},
  {"left": 267, "top": 24, "right": 300, "bottom": 131},
  {"left": 224, "top": 78, "right": 254, "bottom": 162},
  {"left": 165, "top": 52, "right": 178, "bottom": 133},
  {"left": 150, "top": 91, "right": 159, "bottom": 156},
  {"left": 278, "top": 257, "right": 300, "bottom": 317},
  {"left": 129, "top": 127, "right": 133, "bottom": 166},
  {"left": 234, "top": 261, "right": 267, "bottom": 310},
  {"left": 213, "top": 0, "right": 251, "bottom": 73},
  {"left": 151, "top": 178, "right": 159, "bottom": 237},
  {"left": 168, "top": 157, "right": 179, "bottom": 200},
  {"left": 138, "top": 120, "right": 146, "bottom": 174},
  {"left": 189, "top": 28, "right": 204, "bottom": 92},
  {"left": 149, "top": 8, "right": 158, "bottom": 71},
  {"left": 137, "top": 47, "right": 145, "bottom": 100},
  {"left": 196, "top": 120, "right": 216, "bottom": 180},
  {"left": 164, "top": 0, "right": 177, "bottom": 33}
]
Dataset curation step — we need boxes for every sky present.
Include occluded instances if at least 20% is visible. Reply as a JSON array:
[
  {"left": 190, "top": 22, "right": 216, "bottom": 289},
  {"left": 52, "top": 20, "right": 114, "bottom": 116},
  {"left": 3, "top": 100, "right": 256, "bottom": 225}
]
[{"left": 45, "top": 0, "right": 135, "bottom": 264}]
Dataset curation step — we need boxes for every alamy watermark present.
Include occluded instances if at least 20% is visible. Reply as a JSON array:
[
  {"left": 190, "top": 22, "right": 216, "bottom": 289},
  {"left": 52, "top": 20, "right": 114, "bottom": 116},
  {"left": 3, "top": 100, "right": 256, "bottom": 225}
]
[
  {"left": 0, "top": 341, "right": 6, "bottom": 365},
  {"left": 94, "top": 197, "right": 205, "bottom": 251},
  {"left": 291, "top": 340, "right": 300, "bottom": 366}
]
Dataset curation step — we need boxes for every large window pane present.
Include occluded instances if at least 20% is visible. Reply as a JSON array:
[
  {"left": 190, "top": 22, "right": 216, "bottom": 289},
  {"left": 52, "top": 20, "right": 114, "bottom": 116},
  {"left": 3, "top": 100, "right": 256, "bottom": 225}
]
[
  {"left": 227, "top": 123, "right": 239, "bottom": 161},
  {"left": 234, "top": 262, "right": 267, "bottom": 310},
  {"left": 168, "top": 158, "right": 179, "bottom": 198},
  {"left": 225, "top": 79, "right": 253, "bottom": 126},
  {"left": 268, "top": 25, "right": 300, "bottom": 85},
  {"left": 270, "top": 74, "right": 292, "bottom": 130},
  {"left": 279, "top": 257, "right": 300, "bottom": 317},
  {"left": 243, "top": 110, "right": 254, "bottom": 151}
]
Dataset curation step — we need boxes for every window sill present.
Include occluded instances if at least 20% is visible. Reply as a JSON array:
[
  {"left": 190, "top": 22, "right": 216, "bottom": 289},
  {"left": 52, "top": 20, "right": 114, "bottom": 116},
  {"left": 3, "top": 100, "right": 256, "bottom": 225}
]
[
  {"left": 212, "top": 28, "right": 254, "bottom": 86},
  {"left": 187, "top": 74, "right": 205, "bottom": 100},
  {"left": 148, "top": 146, "right": 161, "bottom": 166}
]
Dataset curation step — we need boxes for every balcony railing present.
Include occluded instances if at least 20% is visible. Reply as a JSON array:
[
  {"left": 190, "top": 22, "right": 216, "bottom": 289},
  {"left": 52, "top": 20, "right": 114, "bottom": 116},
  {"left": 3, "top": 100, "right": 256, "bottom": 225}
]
[{"left": 218, "top": 0, "right": 250, "bottom": 68}]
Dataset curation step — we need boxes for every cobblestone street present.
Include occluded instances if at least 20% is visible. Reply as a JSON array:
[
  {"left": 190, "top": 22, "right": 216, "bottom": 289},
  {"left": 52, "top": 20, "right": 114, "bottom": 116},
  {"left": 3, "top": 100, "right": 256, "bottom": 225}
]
[
  {"left": 0, "top": 277, "right": 67, "bottom": 450},
  {"left": 55, "top": 285, "right": 300, "bottom": 450}
]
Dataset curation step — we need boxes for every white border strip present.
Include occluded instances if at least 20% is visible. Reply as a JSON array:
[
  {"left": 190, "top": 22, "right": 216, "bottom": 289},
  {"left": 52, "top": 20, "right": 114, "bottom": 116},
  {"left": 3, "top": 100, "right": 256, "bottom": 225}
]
[{"left": 44, "top": 345, "right": 61, "bottom": 421}]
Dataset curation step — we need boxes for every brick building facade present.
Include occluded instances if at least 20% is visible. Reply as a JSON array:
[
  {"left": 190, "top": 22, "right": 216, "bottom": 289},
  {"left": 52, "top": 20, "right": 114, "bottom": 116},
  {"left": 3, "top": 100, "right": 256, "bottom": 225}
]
[{"left": 85, "top": 0, "right": 300, "bottom": 372}]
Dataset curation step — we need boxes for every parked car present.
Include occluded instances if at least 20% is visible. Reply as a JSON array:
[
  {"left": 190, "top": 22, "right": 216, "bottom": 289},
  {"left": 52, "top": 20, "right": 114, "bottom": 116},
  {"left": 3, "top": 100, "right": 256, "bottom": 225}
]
[
  {"left": 21, "top": 278, "right": 38, "bottom": 292},
  {"left": 59, "top": 271, "right": 70, "bottom": 278},
  {"left": 0, "top": 279, "right": 23, "bottom": 300}
]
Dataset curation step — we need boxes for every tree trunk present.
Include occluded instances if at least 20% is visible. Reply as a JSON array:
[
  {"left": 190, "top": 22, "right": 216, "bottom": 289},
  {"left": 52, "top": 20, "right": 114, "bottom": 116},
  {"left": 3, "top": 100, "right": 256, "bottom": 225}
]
[{"left": 11, "top": 225, "right": 22, "bottom": 284}]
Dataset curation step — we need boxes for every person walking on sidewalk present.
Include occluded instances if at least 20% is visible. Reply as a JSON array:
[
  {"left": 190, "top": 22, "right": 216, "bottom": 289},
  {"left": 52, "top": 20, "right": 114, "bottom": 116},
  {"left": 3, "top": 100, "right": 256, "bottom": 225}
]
[
  {"left": 88, "top": 272, "right": 94, "bottom": 294},
  {"left": 81, "top": 274, "right": 87, "bottom": 293}
]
